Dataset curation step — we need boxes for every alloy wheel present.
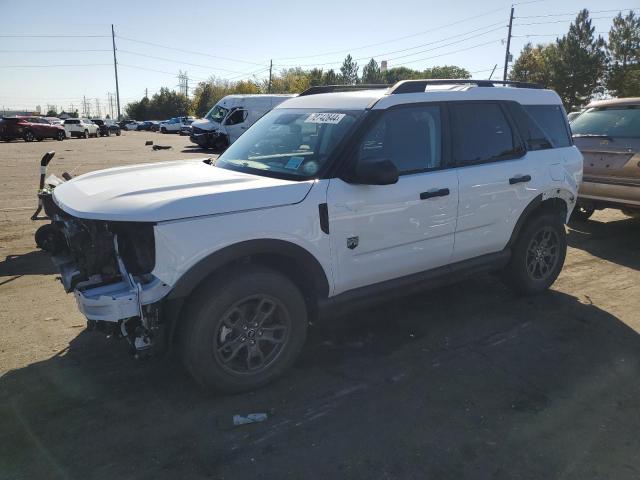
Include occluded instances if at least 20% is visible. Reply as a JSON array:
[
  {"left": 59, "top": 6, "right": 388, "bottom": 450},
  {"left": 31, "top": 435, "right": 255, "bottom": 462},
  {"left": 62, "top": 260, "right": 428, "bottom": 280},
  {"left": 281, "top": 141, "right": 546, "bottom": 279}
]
[
  {"left": 214, "top": 294, "right": 290, "bottom": 375},
  {"left": 525, "top": 226, "right": 560, "bottom": 281}
]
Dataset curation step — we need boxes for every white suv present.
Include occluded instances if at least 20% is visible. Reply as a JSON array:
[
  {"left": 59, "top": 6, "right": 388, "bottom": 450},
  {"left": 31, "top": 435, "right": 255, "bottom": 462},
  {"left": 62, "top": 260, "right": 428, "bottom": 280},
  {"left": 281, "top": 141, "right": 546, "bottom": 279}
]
[
  {"left": 63, "top": 118, "right": 99, "bottom": 138},
  {"left": 47, "top": 79, "right": 582, "bottom": 392}
]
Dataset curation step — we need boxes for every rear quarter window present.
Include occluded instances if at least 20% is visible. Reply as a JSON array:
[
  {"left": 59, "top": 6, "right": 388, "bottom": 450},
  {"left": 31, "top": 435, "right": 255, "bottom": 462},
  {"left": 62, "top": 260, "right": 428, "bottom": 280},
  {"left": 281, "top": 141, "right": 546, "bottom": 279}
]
[{"left": 523, "top": 105, "right": 572, "bottom": 148}]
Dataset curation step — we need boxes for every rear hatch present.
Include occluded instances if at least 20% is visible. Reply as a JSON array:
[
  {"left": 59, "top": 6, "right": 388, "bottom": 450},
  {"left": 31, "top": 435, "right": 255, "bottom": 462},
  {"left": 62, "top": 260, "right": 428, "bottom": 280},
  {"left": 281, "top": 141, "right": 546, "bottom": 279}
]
[{"left": 572, "top": 105, "right": 640, "bottom": 186}]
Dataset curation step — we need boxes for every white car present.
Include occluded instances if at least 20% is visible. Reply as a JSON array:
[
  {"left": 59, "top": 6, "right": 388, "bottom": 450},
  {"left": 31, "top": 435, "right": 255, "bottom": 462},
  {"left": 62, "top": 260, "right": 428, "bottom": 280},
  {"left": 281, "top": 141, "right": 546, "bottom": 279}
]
[
  {"left": 47, "top": 79, "right": 582, "bottom": 392},
  {"left": 160, "top": 116, "right": 194, "bottom": 133},
  {"left": 123, "top": 121, "right": 141, "bottom": 131},
  {"left": 63, "top": 118, "right": 99, "bottom": 138}
]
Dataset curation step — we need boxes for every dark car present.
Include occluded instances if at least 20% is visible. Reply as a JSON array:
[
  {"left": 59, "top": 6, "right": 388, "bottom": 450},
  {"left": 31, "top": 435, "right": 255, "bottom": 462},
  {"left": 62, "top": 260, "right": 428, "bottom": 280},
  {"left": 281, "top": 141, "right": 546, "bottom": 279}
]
[
  {"left": 0, "top": 116, "right": 66, "bottom": 142},
  {"left": 91, "top": 119, "right": 121, "bottom": 137},
  {"left": 136, "top": 121, "right": 155, "bottom": 131}
]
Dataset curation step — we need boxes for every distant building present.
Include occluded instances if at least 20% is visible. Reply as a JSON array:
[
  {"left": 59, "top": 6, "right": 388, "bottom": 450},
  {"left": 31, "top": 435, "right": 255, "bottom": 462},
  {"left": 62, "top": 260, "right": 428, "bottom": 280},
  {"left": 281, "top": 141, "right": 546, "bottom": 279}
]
[
  {"left": 1, "top": 109, "right": 35, "bottom": 117},
  {"left": 381, "top": 60, "right": 388, "bottom": 73}
]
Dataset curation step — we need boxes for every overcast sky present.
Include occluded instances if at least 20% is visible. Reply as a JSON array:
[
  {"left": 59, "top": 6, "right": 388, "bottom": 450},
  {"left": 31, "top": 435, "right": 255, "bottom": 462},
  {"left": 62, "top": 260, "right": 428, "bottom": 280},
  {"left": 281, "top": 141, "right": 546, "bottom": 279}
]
[{"left": 0, "top": 0, "right": 636, "bottom": 115}]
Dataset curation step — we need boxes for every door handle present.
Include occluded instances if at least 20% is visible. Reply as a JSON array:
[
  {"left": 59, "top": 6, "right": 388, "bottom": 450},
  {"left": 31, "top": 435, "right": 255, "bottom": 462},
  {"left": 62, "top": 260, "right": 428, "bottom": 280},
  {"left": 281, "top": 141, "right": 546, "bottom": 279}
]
[
  {"left": 509, "top": 174, "right": 531, "bottom": 185},
  {"left": 420, "top": 188, "right": 450, "bottom": 200}
]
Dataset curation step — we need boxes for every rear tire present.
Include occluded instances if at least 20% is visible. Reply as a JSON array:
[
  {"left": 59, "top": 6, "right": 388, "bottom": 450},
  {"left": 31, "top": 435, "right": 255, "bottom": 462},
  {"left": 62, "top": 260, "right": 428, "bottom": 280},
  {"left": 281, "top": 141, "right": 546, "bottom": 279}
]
[
  {"left": 83, "top": 129, "right": 88, "bottom": 139},
  {"left": 56, "top": 130, "right": 65, "bottom": 141},
  {"left": 23, "top": 130, "right": 35, "bottom": 142},
  {"left": 571, "top": 204, "right": 594, "bottom": 221},
  {"left": 180, "top": 265, "right": 308, "bottom": 393},
  {"left": 503, "top": 213, "right": 567, "bottom": 295},
  {"left": 116, "top": 129, "right": 121, "bottom": 136}
]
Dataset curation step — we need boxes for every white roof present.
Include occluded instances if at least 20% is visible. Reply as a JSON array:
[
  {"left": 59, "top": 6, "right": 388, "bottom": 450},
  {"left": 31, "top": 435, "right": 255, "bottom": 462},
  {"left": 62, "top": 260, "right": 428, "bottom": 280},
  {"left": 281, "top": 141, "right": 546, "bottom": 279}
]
[{"left": 277, "top": 84, "right": 563, "bottom": 110}]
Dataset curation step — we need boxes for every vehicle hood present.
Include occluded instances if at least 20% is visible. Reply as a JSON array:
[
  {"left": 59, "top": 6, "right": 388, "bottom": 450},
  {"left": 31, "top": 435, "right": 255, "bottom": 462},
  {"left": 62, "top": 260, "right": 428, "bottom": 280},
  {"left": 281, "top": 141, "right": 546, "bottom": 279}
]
[
  {"left": 53, "top": 159, "right": 314, "bottom": 222},
  {"left": 191, "top": 119, "right": 218, "bottom": 132}
]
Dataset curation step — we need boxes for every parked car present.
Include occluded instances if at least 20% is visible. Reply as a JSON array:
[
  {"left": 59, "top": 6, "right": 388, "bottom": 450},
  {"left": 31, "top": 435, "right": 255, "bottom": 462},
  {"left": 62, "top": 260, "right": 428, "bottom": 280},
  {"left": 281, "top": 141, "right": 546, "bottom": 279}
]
[
  {"left": 179, "top": 124, "right": 193, "bottom": 136},
  {"left": 45, "top": 79, "right": 582, "bottom": 393},
  {"left": 63, "top": 118, "right": 99, "bottom": 138},
  {"left": 119, "top": 120, "right": 138, "bottom": 130},
  {"left": 571, "top": 97, "right": 640, "bottom": 220},
  {"left": 567, "top": 111, "right": 582, "bottom": 122},
  {"left": 0, "top": 116, "right": 66, "bottom": 142},
  {"left": 123, "top": 121, "right": 142, "bottom": 131},
  {"left": 160, "top": 116, "right": 194, "bottom": 134},
  {"left": 92, "top": 119, "right": 121, "bottom": 137},
  {"left": 149, "top": 121, "right": 161, "bottom": 132},
  {"left": 191, "top": 94, "right": 296, "bottom": 151},
  {"left": 45, "top": 117, "right": 63, "bottom": 126},
  {"left": 135, "top": 121, "right": 156, "bottom": 131}
]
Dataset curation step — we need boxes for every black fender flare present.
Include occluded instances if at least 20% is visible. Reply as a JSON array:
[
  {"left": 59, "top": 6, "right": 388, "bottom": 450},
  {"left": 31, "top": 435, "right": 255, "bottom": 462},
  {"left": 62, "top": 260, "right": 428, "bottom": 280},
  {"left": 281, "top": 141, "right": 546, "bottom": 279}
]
[
  {"left": 506, "top": 192, "right": 570, "bottom": 248},
  {"left": 167, "top": 239, "right": 330, "bottom": 300}
]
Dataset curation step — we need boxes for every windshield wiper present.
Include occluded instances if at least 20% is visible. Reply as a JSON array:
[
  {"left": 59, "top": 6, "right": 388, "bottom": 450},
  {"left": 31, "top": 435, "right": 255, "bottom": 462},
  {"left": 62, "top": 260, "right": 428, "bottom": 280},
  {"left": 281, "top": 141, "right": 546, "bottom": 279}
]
[{"left": 573, "top": 134, "right": 614, "bottom": 142}]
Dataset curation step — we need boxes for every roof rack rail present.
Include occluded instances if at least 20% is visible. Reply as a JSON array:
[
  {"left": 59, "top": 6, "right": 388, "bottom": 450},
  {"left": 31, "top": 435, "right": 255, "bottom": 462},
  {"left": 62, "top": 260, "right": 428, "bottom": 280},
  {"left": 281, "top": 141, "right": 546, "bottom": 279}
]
[
  {"left": 298, "top": 84, "right": 390, "bottom": 97},
  {"left": 389, "top": 79, "right": 542, "bottom": 94}
]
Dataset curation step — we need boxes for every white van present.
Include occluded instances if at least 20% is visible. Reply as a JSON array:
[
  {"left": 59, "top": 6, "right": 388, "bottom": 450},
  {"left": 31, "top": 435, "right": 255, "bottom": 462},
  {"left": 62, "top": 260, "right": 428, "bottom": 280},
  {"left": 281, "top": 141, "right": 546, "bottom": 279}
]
[{"left": 190, "top": 94, "right": 296, "bottom": 150}]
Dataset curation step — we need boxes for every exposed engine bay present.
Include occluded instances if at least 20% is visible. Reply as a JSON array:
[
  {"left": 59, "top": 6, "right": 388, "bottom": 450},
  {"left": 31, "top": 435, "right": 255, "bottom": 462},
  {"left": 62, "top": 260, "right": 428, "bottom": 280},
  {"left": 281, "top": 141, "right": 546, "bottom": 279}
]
[{"left": 46, "top": 211, "right": 169, "bottom": 357}]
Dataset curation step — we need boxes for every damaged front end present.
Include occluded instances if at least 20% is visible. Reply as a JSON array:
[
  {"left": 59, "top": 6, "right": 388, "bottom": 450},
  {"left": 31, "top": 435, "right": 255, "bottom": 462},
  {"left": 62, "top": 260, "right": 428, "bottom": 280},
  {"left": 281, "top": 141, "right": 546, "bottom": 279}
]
[{"left": 50, "top": 215, "right": 171, "bottom": 357}]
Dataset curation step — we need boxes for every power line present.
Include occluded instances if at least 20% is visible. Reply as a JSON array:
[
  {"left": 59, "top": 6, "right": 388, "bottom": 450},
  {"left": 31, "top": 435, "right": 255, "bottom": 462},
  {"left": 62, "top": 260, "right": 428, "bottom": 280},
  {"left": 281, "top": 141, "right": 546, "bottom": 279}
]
[
  {"left": 389, "top": 38, "right": 504, "bottom": 68},
  {"left": 118, "top": 49, "right": 269, "bottom": 75},
  {"left": 0, "top": 63, "right": 112, "bottom": 68},
  {"left": 514, "top": 15, "right": 621, "bottom": 26},
  {"left": 118, "top": 63, "right": 209, "bottom": 82},
  {"left": 276, "top": 22, "right": 506, "bottom": 67},
  {"left": 115, "top": 34, "right": 265, "bottom": 66},
  {"left": 0, "top": 49, "right": 111, "bottom": 53},
  {"left": 272, "top": 6, "right": 506, "bottom": 61},
  {"left": 0, "top": 34, "right": 110, "bottom": 38},
  {"left": 516, "top": 7, "right": 639, "bottom": 19}
]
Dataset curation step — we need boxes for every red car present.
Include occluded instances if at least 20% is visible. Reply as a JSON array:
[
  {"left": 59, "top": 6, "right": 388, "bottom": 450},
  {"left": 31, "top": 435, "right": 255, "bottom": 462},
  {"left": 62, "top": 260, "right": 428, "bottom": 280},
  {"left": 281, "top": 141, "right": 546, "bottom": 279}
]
[{"left": 0, "top": 116, "right": 66, "bottom": 142}]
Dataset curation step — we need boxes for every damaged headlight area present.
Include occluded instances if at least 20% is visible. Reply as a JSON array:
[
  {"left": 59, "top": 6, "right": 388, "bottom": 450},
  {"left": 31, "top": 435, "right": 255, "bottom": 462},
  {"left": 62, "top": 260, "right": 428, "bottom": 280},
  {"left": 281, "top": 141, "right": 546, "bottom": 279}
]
[{"left": 49, "top": 215, "right": 171, "bottom": 357}]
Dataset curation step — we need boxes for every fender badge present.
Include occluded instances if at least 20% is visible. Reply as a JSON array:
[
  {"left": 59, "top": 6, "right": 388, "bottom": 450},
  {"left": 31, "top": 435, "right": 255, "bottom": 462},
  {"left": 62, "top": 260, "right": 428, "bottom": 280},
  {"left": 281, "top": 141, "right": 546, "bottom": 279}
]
[{"left": 347, "top": 236, "right": 359, "bottom": 250}]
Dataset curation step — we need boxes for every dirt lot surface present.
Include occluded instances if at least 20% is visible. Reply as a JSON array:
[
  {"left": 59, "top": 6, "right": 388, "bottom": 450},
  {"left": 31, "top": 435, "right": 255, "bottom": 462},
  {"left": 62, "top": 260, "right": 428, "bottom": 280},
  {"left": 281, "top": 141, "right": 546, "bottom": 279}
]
[{"left": 1, "top": 132, "right": 640, "bottom": 479}]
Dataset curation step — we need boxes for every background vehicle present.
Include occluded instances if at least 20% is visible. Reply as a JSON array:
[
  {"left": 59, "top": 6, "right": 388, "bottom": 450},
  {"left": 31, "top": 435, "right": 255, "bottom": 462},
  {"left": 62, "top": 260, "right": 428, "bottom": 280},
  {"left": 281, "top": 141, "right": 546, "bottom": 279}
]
[
  {"left": 64, "top": 118, "right": 99, "bottom": 138},
  {"left": 190, "top": 94, "right": 296, "bottom": 151},
  {"left": 123, "top": 121, "right": 142, "bottom": 131},
  {"left": 179, "top": 124, "right": 192, "bottom": 136},
  {"left": 149, "top": 121, "right": 161, "bottom": 132},
  {"left": 136, "top": 121, "right": 156, "bottom": 131},
  {"left": 46, "top": 80, "right": 582, "bottom": 393},
  {"left": 119, "top": 120, "right": 138, "bottom": 130},
  {"left": 45, "top": 117, "right": 63, "bottom": 126},
  {"left": 571, "top": 97, "right": 640, "bottom": 220},
  {"left": 567, "top": 111, "right": 582, "bottom": 122},
  {"left": 92, "top": 119, "right": 121, "bottom": 137},
  {"left": 160, "top": 116, "right": 194, "bottom": 133},
  {"left": 0, "top": 116, "right": 66, "bottom": 142}
]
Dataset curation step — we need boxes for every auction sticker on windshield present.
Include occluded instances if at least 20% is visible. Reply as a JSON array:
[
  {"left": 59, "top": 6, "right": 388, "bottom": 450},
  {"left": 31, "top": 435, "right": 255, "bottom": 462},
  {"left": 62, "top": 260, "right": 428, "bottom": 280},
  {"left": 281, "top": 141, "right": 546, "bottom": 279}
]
[{"left": 305, "top": 113, "right": 345, "bottom": 124}]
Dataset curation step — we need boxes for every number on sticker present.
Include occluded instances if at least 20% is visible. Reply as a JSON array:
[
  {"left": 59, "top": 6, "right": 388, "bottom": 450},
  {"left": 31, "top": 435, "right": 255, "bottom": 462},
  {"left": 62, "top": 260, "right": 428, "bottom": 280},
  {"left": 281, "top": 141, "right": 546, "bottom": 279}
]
[{"left": 305, "top": 113, "right": 346, "bottom": 124}]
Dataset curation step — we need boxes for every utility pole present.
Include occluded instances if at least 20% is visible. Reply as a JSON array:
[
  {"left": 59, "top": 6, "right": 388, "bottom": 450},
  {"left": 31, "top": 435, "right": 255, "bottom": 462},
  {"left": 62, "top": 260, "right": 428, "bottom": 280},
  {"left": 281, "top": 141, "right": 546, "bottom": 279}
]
[
  {"left": 489, "top": 64, "right": 498, "bottom": 80},
  {"left": 503, "top": 5, "right": 514, "bottom": 81},
  {"left": 111, "top": 24, "right": 121, "bottom": 120},
  {"left": 268, "top": 59, "right": 273, "bottom": 93},
  {"left": 145, "top": 88, "right": 148, "bottom": 99},
  {"left": 95, "top": 98, "right": 101, "bottom": 118}
]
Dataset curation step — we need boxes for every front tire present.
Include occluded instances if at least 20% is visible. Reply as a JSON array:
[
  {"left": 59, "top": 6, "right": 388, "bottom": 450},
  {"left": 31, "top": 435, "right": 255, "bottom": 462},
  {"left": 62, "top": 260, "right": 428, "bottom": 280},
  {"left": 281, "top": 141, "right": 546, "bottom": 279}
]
[
  {"left": 23, "top": 130, "right": 35, "bottom": 142},
  {"left": 504, "top": 213, "right": 567, "bottom": 295},
  {"left": 180, "top": 265, "right": 308, "bottom": 393},
  {"left": 83, "top": 129, "right": 88, "bottom": 139},
  {"left": 56, "top": 130, "right": 65, "bottom": 141}
]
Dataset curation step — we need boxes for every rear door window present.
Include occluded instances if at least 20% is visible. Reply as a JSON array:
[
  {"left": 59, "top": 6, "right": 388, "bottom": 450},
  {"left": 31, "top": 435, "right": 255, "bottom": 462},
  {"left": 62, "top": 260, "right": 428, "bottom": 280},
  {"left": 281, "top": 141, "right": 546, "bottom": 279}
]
[
  {"left": 450, "top": 102, "right": 520, "bottom": 165},
  {"left": 357, "top": 105, "right": 443, "bottom": 174},
  {"left": 523, "top": 105, "right": 572, "bottom": 147}
]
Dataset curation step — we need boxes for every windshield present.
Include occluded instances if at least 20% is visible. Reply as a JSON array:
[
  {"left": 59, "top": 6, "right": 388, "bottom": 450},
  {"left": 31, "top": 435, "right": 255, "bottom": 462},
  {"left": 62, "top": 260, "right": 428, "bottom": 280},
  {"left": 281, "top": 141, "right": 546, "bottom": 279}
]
[
  {"left": 216, "top": 108, "right": 362, "bottom": 180},
  {"left": 571, "top": 106, "right": 640, "bottom": 138},
  {"left": 205, "top": 105, "right": 229, "bottom": 123}
]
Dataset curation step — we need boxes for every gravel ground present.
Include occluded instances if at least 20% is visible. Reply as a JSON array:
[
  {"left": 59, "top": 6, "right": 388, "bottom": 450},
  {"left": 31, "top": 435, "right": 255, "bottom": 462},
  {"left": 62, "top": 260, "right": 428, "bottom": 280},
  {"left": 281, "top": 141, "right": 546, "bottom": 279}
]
[{"left": 1, "top": 132, "right": 639, "bottom": 479}]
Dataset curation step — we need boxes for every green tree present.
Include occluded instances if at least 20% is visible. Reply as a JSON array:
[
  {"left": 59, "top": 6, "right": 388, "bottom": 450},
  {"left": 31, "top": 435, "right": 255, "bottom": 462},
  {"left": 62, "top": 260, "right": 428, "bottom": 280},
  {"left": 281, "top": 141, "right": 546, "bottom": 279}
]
[
  {"left": 45, "top": 108, "right": 57, "bottom": 117},
  {"left": 308, "top": 68, "right": 324, "bottom": 86},
  {"left": 551, "top": 9, "right": 606, "bottom": 110},
  {"left": 339, "top": 54, "right": 359, "bottom": 84},
  {"left": 424, "top": 65, "right": 471, "bottom": 79},
  {"left": 606, "top": 10, "right": 640, "bottom": 96},
  {"left": 190, "top": 82, "right": 217, "bottom": 118},
  {"left": 383, "top": 66, "right": 421, "bottom": 83},
  {"left": 510, "top": 43, "right": 555, "bottom": 86},
  {"left": 322, "top": 69, "right": 338, "bottom": 85},
  {"left": 361, "top": 59, "right": 383, "bottom": 83}
]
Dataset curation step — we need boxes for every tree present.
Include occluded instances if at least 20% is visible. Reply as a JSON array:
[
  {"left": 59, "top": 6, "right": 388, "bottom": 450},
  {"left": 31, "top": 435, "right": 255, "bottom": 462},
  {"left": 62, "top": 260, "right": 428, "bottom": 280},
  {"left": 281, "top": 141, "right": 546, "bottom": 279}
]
[
  {"left": 551, "top": 9, "right": 606, "bottom": 111},
  {"left": 510, "top": 43, "right": 555, "bottom": 86},
  {"left": 361, "top": 59, "right": 383, "bottom": 84},
  {"left": 323, "top": 69, "right": 338, "bottom": 85},
  {"left": 339, "top": 54, "right": 359, "bottom": 85},
  {"left": 46, "top": 108, "right": 57, "bottom": 117},
  {"left": 606, "top": 11, "right": 640, "bottom": 96},
  {"left": 191, "top": 82, "right": 216, "bottom": 118},
  {"left": 308, "top": 68, "right": 324, "bottom": 87},
  {"left": 425, "top": 65, "right": 471, "bottom": 79}
]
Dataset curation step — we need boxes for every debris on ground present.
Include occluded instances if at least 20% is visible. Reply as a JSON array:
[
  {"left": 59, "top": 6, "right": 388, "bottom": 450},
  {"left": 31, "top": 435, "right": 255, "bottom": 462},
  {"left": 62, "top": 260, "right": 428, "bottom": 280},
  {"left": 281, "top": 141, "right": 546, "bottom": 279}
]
[
  {"left": 152, "top": 145, "right": 172, "bottom": 150},
  {"left": 233, "top": 413, "right": 268, "bottom": 426},
  {"left": 145, "top": 140, "right": 153, "bottom": 146}
]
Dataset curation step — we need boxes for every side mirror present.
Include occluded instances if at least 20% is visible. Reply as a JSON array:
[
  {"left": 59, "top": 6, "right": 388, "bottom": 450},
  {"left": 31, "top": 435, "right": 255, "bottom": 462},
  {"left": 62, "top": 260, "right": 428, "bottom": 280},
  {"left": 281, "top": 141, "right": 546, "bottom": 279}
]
[{"left": 346, "top": 158, "right": 399, "bottom": 185}]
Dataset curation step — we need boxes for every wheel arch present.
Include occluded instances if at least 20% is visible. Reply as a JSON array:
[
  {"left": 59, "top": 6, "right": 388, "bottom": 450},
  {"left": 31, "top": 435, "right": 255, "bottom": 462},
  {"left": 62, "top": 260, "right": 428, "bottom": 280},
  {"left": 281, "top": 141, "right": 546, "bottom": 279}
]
[
  {"left": 167, "top": 239, "right": 330, "bottom": 302},
  {"left": 506, "top": 190, "right": 573, "bottom": 248}
]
